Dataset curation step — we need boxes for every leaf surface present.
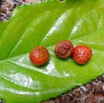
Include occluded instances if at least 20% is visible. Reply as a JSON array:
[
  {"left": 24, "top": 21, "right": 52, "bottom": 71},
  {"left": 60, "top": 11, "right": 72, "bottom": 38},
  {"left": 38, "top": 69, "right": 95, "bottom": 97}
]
[{"left": 0, "top": 0, "right": 104, "bottom": 103}]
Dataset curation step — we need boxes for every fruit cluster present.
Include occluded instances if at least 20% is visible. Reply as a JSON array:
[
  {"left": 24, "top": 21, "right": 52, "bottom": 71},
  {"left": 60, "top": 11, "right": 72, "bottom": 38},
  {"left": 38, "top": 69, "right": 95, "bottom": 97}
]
[{"left": 29, "top": 40, "right": 92, "bottom": 66}]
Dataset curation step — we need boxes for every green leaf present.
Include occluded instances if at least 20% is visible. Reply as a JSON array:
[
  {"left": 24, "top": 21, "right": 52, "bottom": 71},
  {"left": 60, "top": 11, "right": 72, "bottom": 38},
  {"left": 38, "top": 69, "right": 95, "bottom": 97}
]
[{"left": 0, "top": 0, "right": 104, "bottom": 103}]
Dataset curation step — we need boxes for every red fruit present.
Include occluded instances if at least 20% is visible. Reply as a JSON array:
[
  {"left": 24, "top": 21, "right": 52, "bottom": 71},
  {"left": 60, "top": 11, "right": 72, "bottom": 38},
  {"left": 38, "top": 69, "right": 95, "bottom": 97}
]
[
  {"left": 73, "top": 45, "right": 92, "bottom": 64},
  {"left": 29, "top": 46, "right": 49, "bottom": 66},
  {"left": 54, "top": 40, "right": 74, "bottom": 59}
]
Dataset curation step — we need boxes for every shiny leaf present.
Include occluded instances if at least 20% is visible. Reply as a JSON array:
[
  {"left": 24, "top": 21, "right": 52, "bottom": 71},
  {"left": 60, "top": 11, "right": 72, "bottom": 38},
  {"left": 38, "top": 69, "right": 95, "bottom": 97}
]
[{"left": 0, "top": 0, "right": 104, "bottom": 103}]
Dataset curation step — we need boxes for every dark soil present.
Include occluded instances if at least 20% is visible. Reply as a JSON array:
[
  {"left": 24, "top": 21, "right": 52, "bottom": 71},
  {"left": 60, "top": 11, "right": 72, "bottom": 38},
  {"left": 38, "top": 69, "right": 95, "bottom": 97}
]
[{"left": 41, "top": 75, "right": 104, "bottom": 103}]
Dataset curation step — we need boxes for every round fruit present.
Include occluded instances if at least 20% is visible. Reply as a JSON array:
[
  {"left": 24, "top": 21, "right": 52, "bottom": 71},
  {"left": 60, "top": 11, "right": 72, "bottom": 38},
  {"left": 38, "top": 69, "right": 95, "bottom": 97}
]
[
  {"left": 29, "top": 46, "right": 49, "bottom": 66},
  {"left": 73, "top": 45, "right": 92, "bottom": 64},
  {"left": 54, "top": 40, "right": 74, "bottom": 59}
]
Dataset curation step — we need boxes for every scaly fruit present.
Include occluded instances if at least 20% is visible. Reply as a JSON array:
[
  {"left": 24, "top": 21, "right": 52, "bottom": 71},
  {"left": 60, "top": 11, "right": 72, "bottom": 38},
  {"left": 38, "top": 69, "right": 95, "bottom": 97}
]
[
  {"left": 54, "top": 40, "right": 74, "bottom": 59},
  {"left": 29, "top": 46, "right": 49, "bottom": 66},
  {"left": 73, "top": 45, "right": 92, "bottom": 64}
]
